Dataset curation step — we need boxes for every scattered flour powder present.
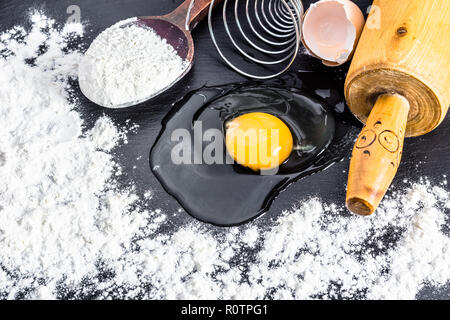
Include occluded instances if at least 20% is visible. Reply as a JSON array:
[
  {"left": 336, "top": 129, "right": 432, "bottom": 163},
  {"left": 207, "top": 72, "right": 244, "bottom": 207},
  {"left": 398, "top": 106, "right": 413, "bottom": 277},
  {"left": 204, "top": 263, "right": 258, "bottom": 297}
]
[
  {"left": 0, "top": 12, "right": 449, "bottom": 300},
  {"left": 78, "top": 18, "right": 189, "bottom": 108}
]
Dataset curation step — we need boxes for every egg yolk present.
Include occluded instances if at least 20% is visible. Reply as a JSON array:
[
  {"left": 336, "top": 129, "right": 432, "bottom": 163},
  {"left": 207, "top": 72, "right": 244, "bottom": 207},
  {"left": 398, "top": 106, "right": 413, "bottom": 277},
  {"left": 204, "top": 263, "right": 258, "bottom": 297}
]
[{"left": 225, "top": 112, "right": 294, "bottom": 171}]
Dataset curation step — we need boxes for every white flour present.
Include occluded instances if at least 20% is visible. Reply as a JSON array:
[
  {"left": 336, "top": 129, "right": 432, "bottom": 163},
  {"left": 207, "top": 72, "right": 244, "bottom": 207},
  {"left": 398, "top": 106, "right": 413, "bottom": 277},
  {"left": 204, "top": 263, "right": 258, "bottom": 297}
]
[
  {"left": 0, "top": 12, "right": 149, "bottom": 297},
  {"left": 78, "top": 18, "right": 188, "bottom": 108},
  {"left": 0, "top": 12, "right": 449, "bottom": 300}
]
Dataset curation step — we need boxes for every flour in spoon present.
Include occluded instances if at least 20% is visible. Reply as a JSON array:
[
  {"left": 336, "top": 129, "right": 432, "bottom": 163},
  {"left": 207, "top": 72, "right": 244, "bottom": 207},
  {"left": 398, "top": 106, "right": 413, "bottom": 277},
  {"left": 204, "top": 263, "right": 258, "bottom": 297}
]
[{"left": 78, "top": 18, "right": 188, "bottom": 108}]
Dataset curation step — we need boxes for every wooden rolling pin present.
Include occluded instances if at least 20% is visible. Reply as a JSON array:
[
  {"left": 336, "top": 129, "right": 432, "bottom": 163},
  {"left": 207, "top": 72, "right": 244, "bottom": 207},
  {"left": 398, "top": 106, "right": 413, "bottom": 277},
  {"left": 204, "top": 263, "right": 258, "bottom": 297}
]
[{"left": 345, "top": 0, "right": 450, "bottom": 215}]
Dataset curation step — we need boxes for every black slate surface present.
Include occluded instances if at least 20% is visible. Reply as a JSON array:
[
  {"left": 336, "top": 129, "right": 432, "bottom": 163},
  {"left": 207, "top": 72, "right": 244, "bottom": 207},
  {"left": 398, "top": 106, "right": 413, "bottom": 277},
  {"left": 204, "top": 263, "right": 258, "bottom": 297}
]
[{"left": 0, "top": 0, "right": 449, "bottom": 299}]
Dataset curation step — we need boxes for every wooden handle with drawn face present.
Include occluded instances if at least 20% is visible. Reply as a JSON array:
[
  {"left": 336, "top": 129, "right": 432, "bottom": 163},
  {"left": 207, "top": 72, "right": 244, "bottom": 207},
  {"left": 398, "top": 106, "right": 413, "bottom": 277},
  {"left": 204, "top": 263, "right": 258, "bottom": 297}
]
[
  {"left": 346, "top": 94, "right": 410, "bottom": 215},
  {"left": 166, "top": 0, "right": 221, "bottom": 30}
]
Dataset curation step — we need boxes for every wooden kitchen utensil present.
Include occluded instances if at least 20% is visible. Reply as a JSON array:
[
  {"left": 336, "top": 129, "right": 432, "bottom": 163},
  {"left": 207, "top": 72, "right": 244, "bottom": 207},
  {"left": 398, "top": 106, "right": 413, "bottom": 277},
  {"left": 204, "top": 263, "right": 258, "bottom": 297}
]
[{"left": 345, "top": 0, "right": 450, "bottom": 215}]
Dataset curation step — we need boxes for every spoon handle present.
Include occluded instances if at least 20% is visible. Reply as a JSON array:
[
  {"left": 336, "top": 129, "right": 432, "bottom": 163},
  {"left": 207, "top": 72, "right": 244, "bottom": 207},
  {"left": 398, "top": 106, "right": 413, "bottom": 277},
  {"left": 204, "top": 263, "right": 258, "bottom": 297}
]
[{"left": 167, "top": 0, "right": 222, "bottom": 31}]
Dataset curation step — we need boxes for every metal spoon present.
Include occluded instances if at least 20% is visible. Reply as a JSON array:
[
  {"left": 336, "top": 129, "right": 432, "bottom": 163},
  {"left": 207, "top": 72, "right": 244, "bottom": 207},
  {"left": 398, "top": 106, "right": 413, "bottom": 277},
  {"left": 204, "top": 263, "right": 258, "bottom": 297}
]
[{"left": 79, "top": 0, "right": 220, "bottom": 108}]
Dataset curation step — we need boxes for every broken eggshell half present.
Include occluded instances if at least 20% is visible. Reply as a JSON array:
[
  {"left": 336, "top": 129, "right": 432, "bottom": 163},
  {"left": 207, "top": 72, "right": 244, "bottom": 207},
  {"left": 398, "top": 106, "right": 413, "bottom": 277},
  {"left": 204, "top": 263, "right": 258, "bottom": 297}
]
[{"left": 302, "top": 0, "right": 365, "bottom": 66}]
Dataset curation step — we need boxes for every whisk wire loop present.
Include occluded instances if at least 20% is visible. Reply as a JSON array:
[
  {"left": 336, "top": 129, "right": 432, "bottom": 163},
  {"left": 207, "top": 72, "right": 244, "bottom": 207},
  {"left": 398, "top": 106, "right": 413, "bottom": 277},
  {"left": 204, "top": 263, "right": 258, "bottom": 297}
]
[{"left": 208, "top": 0, "right": 304, "bottom": 79}]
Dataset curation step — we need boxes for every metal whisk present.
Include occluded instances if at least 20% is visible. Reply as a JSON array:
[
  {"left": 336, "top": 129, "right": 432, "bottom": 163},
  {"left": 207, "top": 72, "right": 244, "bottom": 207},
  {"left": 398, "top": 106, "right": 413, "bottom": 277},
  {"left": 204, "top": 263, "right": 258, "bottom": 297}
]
[{"left": 208, "top": 0, "right": 304, "bottom": 79}]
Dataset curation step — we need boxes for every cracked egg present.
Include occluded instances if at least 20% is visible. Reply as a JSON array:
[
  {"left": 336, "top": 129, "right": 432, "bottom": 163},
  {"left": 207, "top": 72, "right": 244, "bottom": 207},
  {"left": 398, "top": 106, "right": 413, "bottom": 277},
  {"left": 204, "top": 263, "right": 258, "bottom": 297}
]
[{"left": 302, "top": 0, "right": 365, "bottom": 66}]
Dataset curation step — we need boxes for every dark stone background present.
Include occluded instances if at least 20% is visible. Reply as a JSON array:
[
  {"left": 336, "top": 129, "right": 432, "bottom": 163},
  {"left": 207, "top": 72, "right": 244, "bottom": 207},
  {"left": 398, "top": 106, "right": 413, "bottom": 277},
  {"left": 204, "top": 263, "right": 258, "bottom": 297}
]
[{"left": 1, "top": 0, "right": 448, "bottom": 299}]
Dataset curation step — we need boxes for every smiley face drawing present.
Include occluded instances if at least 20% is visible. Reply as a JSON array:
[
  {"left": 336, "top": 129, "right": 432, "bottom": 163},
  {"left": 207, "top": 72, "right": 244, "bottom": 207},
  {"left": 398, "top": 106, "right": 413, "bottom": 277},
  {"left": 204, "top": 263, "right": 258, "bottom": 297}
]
[{"left": 355, "top": 119, "right": 405, "bottom": 171}]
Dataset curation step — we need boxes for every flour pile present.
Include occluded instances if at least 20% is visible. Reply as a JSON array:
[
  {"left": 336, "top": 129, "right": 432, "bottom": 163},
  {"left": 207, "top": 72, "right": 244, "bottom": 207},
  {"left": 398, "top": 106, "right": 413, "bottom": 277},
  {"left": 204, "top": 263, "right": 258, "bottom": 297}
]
[
  {"left": 1, "top": 12, "right": 450, "bottom": 300},
  {"left": 78, "top": 18, "right": 189, "bottom": 108},
  {"left": 0, "top": 12, "right": 149, "bottom": 298}
]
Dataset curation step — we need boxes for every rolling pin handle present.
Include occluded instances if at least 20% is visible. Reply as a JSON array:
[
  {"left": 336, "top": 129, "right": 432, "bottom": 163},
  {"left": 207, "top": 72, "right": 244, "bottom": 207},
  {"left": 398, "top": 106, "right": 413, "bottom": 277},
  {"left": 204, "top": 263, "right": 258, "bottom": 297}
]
[{"left": 346, "top": 94, "right": 410, "bottom": 215}]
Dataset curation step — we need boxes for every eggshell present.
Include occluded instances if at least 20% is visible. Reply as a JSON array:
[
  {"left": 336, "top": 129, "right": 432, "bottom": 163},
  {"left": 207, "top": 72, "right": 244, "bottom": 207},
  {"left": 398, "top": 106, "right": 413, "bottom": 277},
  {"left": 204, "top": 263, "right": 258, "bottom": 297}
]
[{"left": 302, "top": 0, "right": 365, "bottom": 66}]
